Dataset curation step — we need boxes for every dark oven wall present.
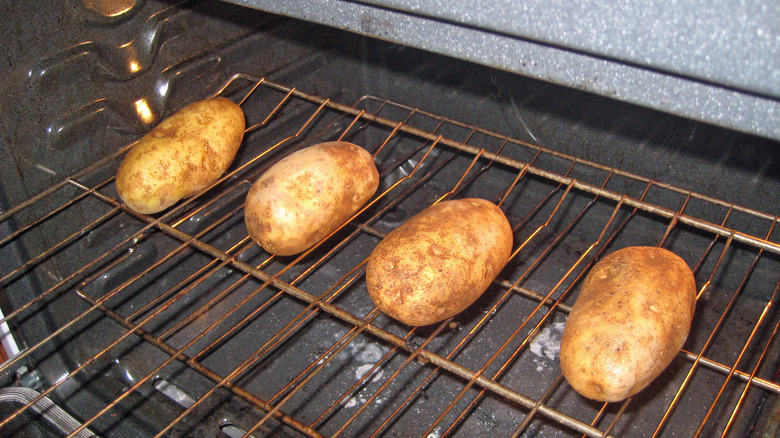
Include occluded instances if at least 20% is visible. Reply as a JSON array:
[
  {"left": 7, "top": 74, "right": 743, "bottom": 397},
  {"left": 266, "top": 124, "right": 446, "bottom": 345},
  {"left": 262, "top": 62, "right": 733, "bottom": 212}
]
[{"left": 1, "top": 1, "right": 779, "bottom": 437}]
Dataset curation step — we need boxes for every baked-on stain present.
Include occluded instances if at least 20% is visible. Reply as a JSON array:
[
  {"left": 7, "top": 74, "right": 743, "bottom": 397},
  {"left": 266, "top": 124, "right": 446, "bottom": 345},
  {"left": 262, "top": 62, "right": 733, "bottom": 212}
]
[
  {"left": 244, "top": 141, "right": 379, "bottom": 256},
  {"left": 116, "top": 98, "right": 245, "bottom": 214}
]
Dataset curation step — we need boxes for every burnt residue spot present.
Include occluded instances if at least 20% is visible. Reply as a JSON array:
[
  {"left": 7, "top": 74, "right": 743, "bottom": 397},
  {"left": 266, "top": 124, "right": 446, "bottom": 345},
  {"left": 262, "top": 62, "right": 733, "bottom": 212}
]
[
  {"left": 405, "top": 337, "right": 420, "bottom": 351},
  {"left": 476, "top": 410, "right": 499, "bottom": 430}
]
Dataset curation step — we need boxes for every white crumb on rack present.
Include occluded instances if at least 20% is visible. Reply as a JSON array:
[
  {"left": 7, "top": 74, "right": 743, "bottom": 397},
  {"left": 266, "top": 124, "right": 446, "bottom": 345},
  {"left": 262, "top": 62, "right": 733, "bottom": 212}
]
[
  {"left": 339, "top": 361, "right": 386, "bottom": 409},
  {"left": 355, "top": 363, "right": 384, "bottom": 382},
  {"left": 529, "top": 322, "right": 566, "bottom": 363},
  {"left": 427, "top": 426, "right": 442, "bottom": 438},
  {"left": 346, "top": 338, "right": 387, "bottom": 363},
  {"left": 342, "top": 395, "right": 365, "bottom": 408}
]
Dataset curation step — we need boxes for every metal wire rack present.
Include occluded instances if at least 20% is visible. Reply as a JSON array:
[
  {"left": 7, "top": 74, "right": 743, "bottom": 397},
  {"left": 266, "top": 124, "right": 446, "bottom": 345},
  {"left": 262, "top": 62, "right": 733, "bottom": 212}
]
[{"left": 1, "top": 73, "right": 779, "bottom": 437}]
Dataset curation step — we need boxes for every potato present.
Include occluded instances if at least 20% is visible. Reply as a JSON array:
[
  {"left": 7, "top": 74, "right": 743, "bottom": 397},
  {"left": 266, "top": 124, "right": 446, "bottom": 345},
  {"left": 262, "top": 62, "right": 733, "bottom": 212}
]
[
  {"left": 366, "top": 198, "right": 513, "bottom": 326},
  {"left": 244, "top": 141, "right": 379, "bottom": 256},
  {"left": 559, "top": 246, "right": 697, "bottom": 402},
  {"left": 116, "top": 97, "right": 245, "bottom": 214}
]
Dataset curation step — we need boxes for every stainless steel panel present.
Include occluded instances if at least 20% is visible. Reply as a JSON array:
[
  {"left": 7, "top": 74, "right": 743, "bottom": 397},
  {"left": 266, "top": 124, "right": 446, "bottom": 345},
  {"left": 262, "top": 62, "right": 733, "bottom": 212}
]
[{"left": 226, "top": 0, "right": 780, "bottom": 141}]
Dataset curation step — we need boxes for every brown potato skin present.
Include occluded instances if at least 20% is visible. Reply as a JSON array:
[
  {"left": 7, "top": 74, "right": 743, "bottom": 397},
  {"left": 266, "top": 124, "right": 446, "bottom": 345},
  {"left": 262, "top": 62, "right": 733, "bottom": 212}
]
[
  {"left": 116, "top": 97, "right": 245, "bottom": 214},
  {"left": 244, "top": 141, "right": 379, "bottom": 256},
  {"left": 366, "top": 198, "right": 513, "bottom": 326},
  {"left": 559, "top": 246, "right": 697, "bottom": 402}
]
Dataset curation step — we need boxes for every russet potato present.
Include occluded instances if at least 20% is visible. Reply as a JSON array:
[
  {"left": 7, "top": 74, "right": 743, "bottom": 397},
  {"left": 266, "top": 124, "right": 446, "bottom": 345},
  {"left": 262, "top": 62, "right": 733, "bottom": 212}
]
[
  {"left": 366, "top": 198, "right": 513, "bottom": 326},
  {"left": 116, "top": 97, "right": 245, "bottom": 214},
  {"left": 244, "top": 141, "right": 379, "bottom": 256},
  {"left": 559, "top": 246, "right": 697, "bottom": 402}
]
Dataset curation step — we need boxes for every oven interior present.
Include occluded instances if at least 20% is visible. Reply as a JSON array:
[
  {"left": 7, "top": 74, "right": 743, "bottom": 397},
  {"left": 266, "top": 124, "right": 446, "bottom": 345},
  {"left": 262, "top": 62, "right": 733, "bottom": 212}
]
[{"left": 1, "top": 1, "right": 779, "bottom": 437}]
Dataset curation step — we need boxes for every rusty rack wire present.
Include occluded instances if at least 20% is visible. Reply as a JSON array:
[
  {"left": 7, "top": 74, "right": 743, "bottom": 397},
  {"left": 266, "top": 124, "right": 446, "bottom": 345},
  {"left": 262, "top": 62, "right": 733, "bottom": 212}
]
[{"left": 0, "top": 73, "right": 779, "bottom": 437}]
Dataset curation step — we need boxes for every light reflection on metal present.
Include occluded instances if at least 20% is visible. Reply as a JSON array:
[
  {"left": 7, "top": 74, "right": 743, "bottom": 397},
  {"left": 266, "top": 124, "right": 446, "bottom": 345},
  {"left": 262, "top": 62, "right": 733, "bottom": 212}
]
[
  {"left": 134, "top": 98, "right": 154, "bottom": 125},
  {"left": 128, "top": 60, "right": 141, "bottom": 74},
  {"left": 81, "top": 0, "right": 136, "bottom": 17}
]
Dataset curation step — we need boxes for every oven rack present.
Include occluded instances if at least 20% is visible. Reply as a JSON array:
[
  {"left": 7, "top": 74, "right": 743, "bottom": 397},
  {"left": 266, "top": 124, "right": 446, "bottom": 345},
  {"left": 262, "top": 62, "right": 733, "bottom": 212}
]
[{"left": 0, "top": 73, "right": 779, "bottom": 437}]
